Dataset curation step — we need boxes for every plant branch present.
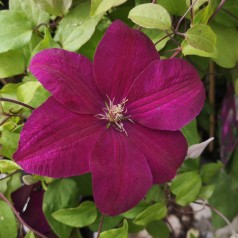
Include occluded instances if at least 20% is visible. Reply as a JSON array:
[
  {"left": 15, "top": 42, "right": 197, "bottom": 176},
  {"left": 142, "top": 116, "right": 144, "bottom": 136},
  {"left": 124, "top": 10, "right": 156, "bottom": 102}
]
[
  {"left": 0, "top": 98, "right": 34, "bottom": 111},
  {"left": 96, "top": 214, "right": 105, "bottom": 238},
  {"left": 0, "top": 192, "right": 47, "bottom": 238},
  {"left": 209, "top": 0, "right": 227, "bottom": 23},
  {"left": 0, "top": 170, "right": 22, "bottom": 181},
  {"left": 190, "top": 0, "right": 194, "bottom": 25}
]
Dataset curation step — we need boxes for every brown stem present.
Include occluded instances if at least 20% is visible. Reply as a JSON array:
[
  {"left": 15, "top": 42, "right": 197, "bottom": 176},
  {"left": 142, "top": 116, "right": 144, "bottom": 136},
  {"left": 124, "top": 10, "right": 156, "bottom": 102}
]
[
  {"left": 190, "top": 0, "right": 194, "bottom": 24},
  {"left": 209, "top": 61, "right": 215, "bottom": 152},
  {"left": 209, "top": 0, "right": 227, "bottom": 23},
  {"left": 96, "top": 214, "right": 105, "bottom": 238},
  {"left": 0, "top": 98, "right": 34, "bottom": 111},
  {"left": 0, "top": 192, "right": 47, "bottom": 238},
  {"left": 170, "top": 48, "right": 182, "bottom": 58},
  {"left": 0, "top": 170, "right": 22, "bottom": 181},
  {"left": 155, "top": 32, "right": 174, "bottom": 45}
]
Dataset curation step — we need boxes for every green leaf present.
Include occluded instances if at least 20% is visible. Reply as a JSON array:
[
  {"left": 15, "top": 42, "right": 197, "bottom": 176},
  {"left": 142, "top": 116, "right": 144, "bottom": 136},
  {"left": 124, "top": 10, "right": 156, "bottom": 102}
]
[
  {"left": 0, "top": 201, "right": 18, "bottom": 238},
  {"left": 33, "top": 0, "right": 72, "bottom": 16},
  {"left": 145, "top": 185, "right": 166, "bottom": 203},
  {"left": 52, "top": 201, "right": 97, "bottom": 228},
  {"left": 198, "top": 185, "right": 215, "bottom": 200},
  {"left": 201, "top": 162, "right": 223, "bottom": 184},
  {"left": 0, "top": 160, "right": 21, "bottom": 173},
  {"left": 0, "top": 11, "right": 32, "bottom": 53},
  {"left": 24, "top": 231, "right": 35, "bottom": 238},
  {"left": 73, "top": 173, "right": 93, "bottom": 196},
  {"left": 211, "top": 24, "right": 238, "bottom": 68},
  {"left": 156, "top": 0, "right": 187, "bottom": 16},
  {"left": 186, "top": 0, "right": 208, "bottom": 11},
  {"left": 100, "top": 220, "right": 128, "bottom": 238},
  {"left": 0, "top": 50, "right": 26, "bottom": 78},
  {"left": 181, "top": 119, "right": 200, "bottom": 146},
  {"left": 91, "top": 0, "right": 127, "bottom": 16},
  {"left": 170, "top": 171, "right": 202, "bottom": 206},
  {"left": 43, "top": 179, "right": 79, "bottom": 238},
  {"left": 1, "top": 130, "right": 20, "bottom": 159},
  {"left": 134, "top": 203, "right": 167, "bottom": 226},
  {"left": 9, "top": 0, "right": 50, "bottom": 26},
  {"left": 32, "top": 28, "right": 60, "bottom": 56},
  {"left": 147, "top": 221, "right": 170, "bottom": 238},
  {"left": 185, "top": 24, "right": 216, "bottom": 53},
  {"left": 54, "top": 1, "right": 102, "bottom": 51},
  {"left": 122, "top": 202, "right": 148, "bottom": 219},
  {"left": 129, "top": 3, "right": 171, "bottom": 30}
]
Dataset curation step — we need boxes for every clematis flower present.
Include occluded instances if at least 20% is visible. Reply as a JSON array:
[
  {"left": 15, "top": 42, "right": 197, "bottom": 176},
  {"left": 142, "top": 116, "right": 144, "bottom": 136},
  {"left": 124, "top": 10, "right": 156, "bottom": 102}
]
[{"left": 14, "top": 20, "right": 205, "bottom": 216}]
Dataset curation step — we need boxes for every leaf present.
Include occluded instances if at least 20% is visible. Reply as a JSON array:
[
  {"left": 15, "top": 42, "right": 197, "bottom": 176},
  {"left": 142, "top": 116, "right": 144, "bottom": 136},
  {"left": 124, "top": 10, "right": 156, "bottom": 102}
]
[
  {"left": 122, "top": 202, "right": 148, "bottom": 219},
  {"left": 129, "top": 3, "right": 171, "bottom": 30},
  {"left": 198, "top": 185, "right": 215, "bottom": 200},
  {"left": 147, "top": 221, "right": 170, "bottom": 238},
  {"left": 181, "top": 119, "right": 200, "bottom": 146},
  {"left": 200, "top": 162, "right": 223, "bottom": 184},
  {"left": 9, "top": 0, "right": 50, "bottom": 26},
  {"left": 54, "top": 1, "right": 102, "bottom": 51},
  {"left": 0, "top": 201, "right": 18, "bottom": 238},
  {"left": 0, "top": 11, "right": 32, "bottom": 53},
  {"left": 4, "top": 173, "right": 22, "bottom": 200},
  {"left": 1, "top": 130, "right": 20, "bottom": 159},
  {"left": 33, "top": 0, "right": 72, "bottom": 16},
  {"left": 134, "top": 203, "right": 167, "bottom": 226},
  {"left": 186, "top": 0, "right": 208, "bottom": 11},
  {"left": 100, "top": 220, "right": 128, "bottom": 238},
  {"left": 156, "top": 0, "right": 187, "bottom": 16},
  {"left": 0, "top": 50, "right": 26, "bottom": 78},
  {"left": 0, "top": 160, "right": 21, "bottom": 174},
  {"left": 91, "top": 0, "right": 127, "bottom": 16},
  {"left": 185, "top": 24, "right": 216, "bottom": 53},
  {"left": 43, "top": 179, "right": 79, "bottom": 238},
  {"left": 24, "top": 231, "right": 35, "bottom": 238},
  {"left": 170, "top": 172, "right": 202, "bottom": 206},
  {"left": 52, "top": 201, "right": 97, "bottom": 228}
]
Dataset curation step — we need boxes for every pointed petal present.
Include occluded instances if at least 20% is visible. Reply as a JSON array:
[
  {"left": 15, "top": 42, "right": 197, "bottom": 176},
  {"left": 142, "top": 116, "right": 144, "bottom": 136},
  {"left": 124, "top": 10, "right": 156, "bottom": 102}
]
[
  {"left": 90, "top": 129, "right": 153, "bottom": 216},
  {"left": 14, "top": 97, "right": 104, "bottom": 178},
  {"left": 29, "top": 48, "right": 103, "bottom": 114},
  {"left": 93, "top": 20, "right": 159, "bottom": 103},
  {"left": 127, "top": 123, "right": 187, "bottom": 183},
  {"left": 127, "top": 59, "right": 206, "bottom": 130}
]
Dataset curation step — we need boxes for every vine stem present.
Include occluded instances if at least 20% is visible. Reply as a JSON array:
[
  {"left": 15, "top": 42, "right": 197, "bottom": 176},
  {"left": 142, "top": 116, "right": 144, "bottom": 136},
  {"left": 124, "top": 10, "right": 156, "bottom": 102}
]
[
  {"left": 96, "top": 214, "right": 105, "bottom": 238},
  {"left": 0, "top": 98, "right": 35, "bottom": 111},
  {"left": 194, "top": 201, "right": 236, "bottom": 235},
  {"left": 0, "top": 192, "right": 47, "bottom": 238},
  {"left": 209, "top": 0, "right": 227, "bottom": 23},
  {"left": 175, "top": 0, "right": 199, "bottom": 31},
  {"left": 0, "top": 170, "right": 22, "bottom": 181}
]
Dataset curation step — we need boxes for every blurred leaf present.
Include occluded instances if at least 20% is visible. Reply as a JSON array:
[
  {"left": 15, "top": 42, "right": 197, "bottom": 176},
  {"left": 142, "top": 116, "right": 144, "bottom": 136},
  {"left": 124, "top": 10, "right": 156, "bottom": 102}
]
[
  {"left": 55, "top": 1, "right": 102, "bottom": 51},
  {"left": 33, "top": 0, "right": 72, "bottom": 16},
  {"left": 91, "top": 0, "right": 127, "bottom": 16},
  {"left": 201, "top": 162, "right": 223, "bottom": 184},
  {"left": 156, "top": 0, "right": 187, "bottom": 16},
  {"left": 134, "top": 203, "right": 167, "bottom": 226},
  {"left": 122, "top": 202, "right": 148, "bottom": 219},
  {"left": 182, "top": 119, "right": 200, "bottom": 146},
  {"left": 4, "top": 173, "right": 22, "bottom": 200},
  {"left": 171, "top": 171, "right": 202, "bottom": 206},
  {"left": 100, "top": 220, "right": 128, "bottom": 238},
  {"left": 185, "top": 24, "right": 216, "bottom": 53},
  {"left": 129, "top": 3, "right": 171, "bottom": 30},
  {"left": 0, "top": 160, "right": 21, "bottom": 173},
  {"left": 9, "top": 0, "right": 50, "bottom": 26},
  {"left": 1, "top": 130, "right": 20, "bottom": 159},
  {"left": 145, "top": 185, "right": 166, "bottom": 203},
  {"left": 0, "top": 11, "right": 32, "bottom": 53},
  {"left": 73, "top": 173, "right": 92, "bottom": 196},
  {"left": 24, "top": 231, "right": 35, "bottom": 238},
  {"left": 43, "top": 179, "right": 79, "bottom": 238},
  {"left": 0, "top": 50, "right": 26, "bottom": 78},
  {"left": 127, "top": 219, "right": 144, "bottom": 233},
  {"left": 198, "top": 184, "right": 215, "bottom": 200},
  {"left": 147, "top": 221, "right": 170, "bottom": 238},
  {"left": 0, "top": 201, "right": 18, "bottom": 238},
  {"left": 52, "top": 201, "right": 97, "bottom": 227}
]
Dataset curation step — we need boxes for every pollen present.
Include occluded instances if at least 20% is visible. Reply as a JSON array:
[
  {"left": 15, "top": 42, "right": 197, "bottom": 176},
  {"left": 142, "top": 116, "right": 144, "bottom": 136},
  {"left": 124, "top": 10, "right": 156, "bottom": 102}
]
[{"left": 96, "top": 96, "right": 132, "bottom": 135}]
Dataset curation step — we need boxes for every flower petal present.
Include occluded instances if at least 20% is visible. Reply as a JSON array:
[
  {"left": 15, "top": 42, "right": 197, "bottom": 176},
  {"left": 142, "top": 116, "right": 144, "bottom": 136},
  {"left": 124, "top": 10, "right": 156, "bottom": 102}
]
[
  {"left": 127, "top": 59, "right": 206, "bottom": 130},
  {"left": 14, "top": 97, "right": 104, "bottom": 178},
  {"left": 90, "top": 128, "right": 153, "bottom": 216},
  {"left": 93, "top": 20, "right": 159, "bottom": 102},
  {"left": 127, "top": 123, "right": 187, "bottom": 183},
  {"left": 29, "top": 48, "right": 103, "bottom": 114}
]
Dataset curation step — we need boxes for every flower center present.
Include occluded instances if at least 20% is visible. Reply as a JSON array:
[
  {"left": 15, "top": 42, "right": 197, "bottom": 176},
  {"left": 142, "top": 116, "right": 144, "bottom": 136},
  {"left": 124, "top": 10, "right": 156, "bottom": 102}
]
[{"left": 96, "top": 96, "right": 132, "bottom": 135}]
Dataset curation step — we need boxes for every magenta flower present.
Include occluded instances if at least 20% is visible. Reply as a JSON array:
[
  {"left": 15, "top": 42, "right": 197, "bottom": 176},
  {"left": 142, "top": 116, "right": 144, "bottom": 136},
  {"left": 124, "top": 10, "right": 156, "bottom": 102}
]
[{"left": 14, "top": 20, "right": 205, "bottom": 216}]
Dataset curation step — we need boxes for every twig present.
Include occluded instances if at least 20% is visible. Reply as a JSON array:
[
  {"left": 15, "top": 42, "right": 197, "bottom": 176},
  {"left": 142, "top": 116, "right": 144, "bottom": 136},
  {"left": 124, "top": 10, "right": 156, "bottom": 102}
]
[
  {"left": 209, "top": 0, "right": 227, "bottom": 23},
  {"left": 0, "top": 170, "right": 22, "bottom": 181},
  {"left": 0, "top": 98, "right": 34, "bottom": 111},
  {"left": 0, "top": 192, "right": 47, "bottom": 238},
  {"left": 96, "top": 214, "right": 105, "bottom": 238},
  {"left": 170, "top": 48, "right": 182, "bottom": 58},
  {"left": 175, "top": 0, "right": 199, "bottom": 31},
  {"left": 155, "top": 32, "right": 174, "bottom": 45},
  {"left": 190, "top": 0, "right": 194, "bottom": 25},
  {"left": 162, "top": 47, "right": 181, "bottom": 55}
]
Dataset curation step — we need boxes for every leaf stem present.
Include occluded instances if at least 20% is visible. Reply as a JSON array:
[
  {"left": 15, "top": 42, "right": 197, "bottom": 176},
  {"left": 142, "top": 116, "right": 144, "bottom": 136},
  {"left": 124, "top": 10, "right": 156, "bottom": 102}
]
[
  {"left": 0, "top": 170, "right": 22, "bottom": 181},
  {"left": 0, "top": 192, "right": 47, "bottom": 238},
  {"left": 190, "top": 0, "right": 194, "bottom": 24},
  {"left": 0, "top": 98, "right": 35, "bottom": 111},
  {"left": 96, "top": 214, "right": 105, "bottom": 238}
]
